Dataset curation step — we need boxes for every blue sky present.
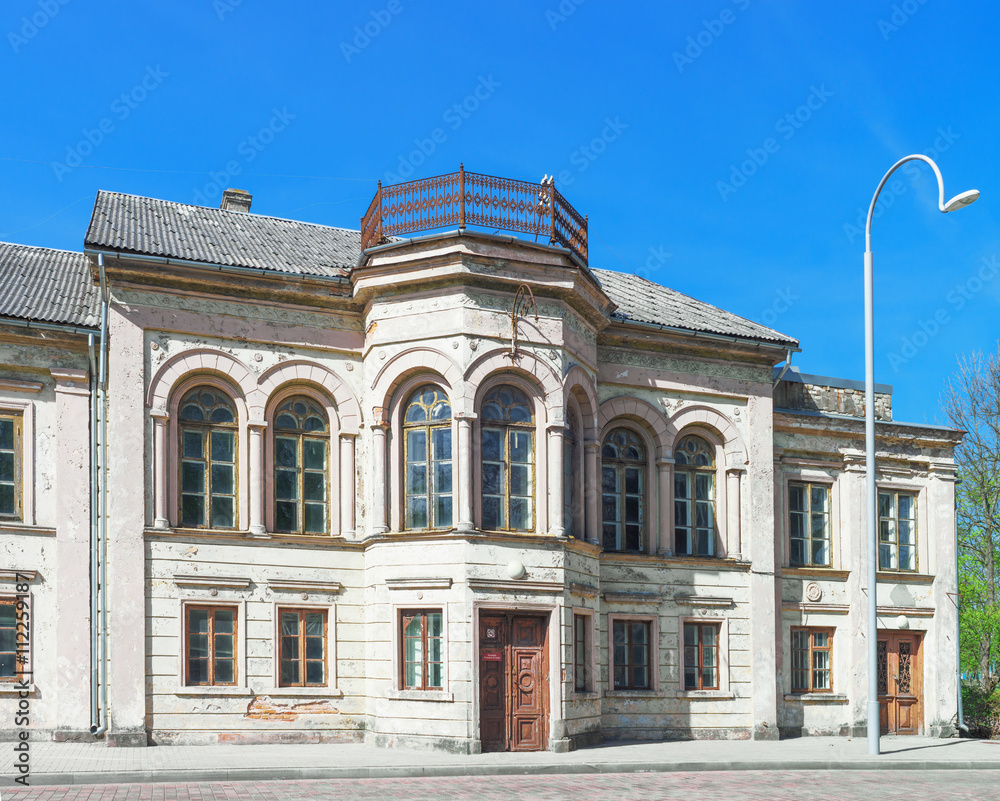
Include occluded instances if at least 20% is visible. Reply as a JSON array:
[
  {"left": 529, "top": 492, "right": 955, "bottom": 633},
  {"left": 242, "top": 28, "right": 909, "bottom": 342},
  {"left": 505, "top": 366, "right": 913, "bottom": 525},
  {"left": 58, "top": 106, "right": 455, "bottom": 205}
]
[{"left": 2, "top": 0, "right": 997, "bottom": 424}]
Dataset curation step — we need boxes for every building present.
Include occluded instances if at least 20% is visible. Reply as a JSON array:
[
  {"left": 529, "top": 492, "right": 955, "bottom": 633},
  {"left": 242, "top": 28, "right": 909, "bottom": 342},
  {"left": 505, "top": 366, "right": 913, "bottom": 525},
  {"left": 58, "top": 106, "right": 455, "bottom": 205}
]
[{"left": 0, "top": 170, "right": 961, "bottom": 751}]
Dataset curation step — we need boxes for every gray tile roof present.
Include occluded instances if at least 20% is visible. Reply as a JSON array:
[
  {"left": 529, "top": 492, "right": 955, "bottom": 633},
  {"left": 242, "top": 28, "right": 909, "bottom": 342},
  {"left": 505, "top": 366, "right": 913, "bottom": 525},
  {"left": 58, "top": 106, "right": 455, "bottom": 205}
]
[
  {"left": 0, "top": 242, "right": 99, "bottom": 328},
  {"left": 85, "top": 191, "right": 359, "bottom": 278},
  {"left": 593, "top": 268, "right": 798, "bottom": 347}
]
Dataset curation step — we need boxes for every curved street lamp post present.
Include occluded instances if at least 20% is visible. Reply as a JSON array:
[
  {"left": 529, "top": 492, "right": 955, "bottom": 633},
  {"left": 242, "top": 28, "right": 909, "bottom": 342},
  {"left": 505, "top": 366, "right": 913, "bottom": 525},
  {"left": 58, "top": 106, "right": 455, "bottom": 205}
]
[{"left": 863, "top": 155, "right": 979, "bottom": 755}]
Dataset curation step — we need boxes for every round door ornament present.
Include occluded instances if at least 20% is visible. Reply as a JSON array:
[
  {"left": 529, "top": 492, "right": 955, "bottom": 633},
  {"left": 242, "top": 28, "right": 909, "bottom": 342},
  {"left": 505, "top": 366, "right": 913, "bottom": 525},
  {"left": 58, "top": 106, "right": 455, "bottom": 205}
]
[{"left": 805, "top": 582, "right": 822, "bottom": 602}]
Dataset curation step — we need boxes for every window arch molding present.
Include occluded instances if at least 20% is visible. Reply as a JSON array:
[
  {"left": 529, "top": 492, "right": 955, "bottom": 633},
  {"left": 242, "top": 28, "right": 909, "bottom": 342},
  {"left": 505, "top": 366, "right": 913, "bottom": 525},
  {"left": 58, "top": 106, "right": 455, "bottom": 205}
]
[
  {"left": 371, "top": 348, "right": 463, "bottom": 416},
  {"left": 148, "top": 348, "right": 256, "bottom": 414},
  {"left": 387, "top": 372, "right": 456, "bottom": 533},
  {"left": 472, "top": 371, "right": 547, "bottom": 533},
  {"left": 664, "top": 405, "right": 747, "bottom": 467},
  {"left": 166, "top": 373, "right": 249, "bottom": 530},
  {"left": 598, "top": 421, "right": 656, "bottom": 553},
  {"left": 254, "top": 359, "right": 360, "bottom": 435},
  {"left": 464, "top": 347, "right": 563, "bottom": 419},
  {"left": 263, "top": 383, "right": 340, "bottom": 535},
  {"left": 597, "top": 396, "right": 670, "bottom": 459}
]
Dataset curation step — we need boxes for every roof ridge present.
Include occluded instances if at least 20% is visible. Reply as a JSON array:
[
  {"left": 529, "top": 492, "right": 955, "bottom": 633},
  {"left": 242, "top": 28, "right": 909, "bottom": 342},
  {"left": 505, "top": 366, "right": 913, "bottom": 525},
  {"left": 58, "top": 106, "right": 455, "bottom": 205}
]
[
  {"left": 0, "top": 240, "right": 87, "bottom": 258},
  {"left": 93, "top": 190, "right": 362, "bottom": 235}
]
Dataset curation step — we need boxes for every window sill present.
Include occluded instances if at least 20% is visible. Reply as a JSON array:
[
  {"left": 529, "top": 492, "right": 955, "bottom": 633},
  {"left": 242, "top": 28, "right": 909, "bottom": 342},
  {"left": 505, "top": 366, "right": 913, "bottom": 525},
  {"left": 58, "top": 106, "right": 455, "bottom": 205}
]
[
  {"left": 0, "top": 524, "right": 54, "bottom": 537},
  {"left": 606, "top": 689, "right": 664, "bottom": 698},
  {"left": 570, "top": 690, "right": 601, "bottom": 699},
  {"left": 876, "top": 571, "right": 934, "bottom": 584},
  {"left": 0, "top": 682, "right": 35, "bottom": 695},
  {"left": 675, "top": 690, "right": 735, "bottom": 700},
  {"left": 263, "top": 687, "right": 343, "bottom": 698},
  {"left": 783, "top": 567, "right": 850, "bottom": 581},
  {"left": 173, "top": 686, "right": 251, "bottom": 697},
  {"left": 784, "top": 692, "right": 848, "bottom": 703},
  {"left": 387, "top": 689, "right": 454, "bottom": 702}
]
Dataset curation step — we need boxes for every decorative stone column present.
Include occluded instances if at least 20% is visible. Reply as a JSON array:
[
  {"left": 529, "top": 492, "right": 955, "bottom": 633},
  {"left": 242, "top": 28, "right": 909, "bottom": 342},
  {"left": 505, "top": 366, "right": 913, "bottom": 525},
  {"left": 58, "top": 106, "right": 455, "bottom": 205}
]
[
  {"left": 247, "top": 419, "right": 267, "bottom": 536},
  {"left": 548, "top": 424, "right": 566, "bottom": 538},
  {"left": 456, "top": 413, "right": 476, "bottom": 532},
  {"left": 150, "top": 410, "right": 170, "bottom": 529},
  {"left": 726, "top": 467, "right": 744, "bottom": 559},
  {"left": 584, "top": 440, "right": 600, "bottom": 545},
  {"left": 370, "top": 412, "right": 389, "bottom": 535},
  {"left": 656, "top": 456, "right": 675, "bottom": 556},
  {"left": 339, "top": 433, "right": 356, "bottom": 537}
]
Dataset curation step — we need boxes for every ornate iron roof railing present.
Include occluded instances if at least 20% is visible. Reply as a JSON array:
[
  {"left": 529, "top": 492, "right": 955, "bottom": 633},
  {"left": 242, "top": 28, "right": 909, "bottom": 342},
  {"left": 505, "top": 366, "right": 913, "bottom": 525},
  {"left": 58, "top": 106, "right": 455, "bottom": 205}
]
[{"left": 360, "top": 165, "right": 588, "bottom": 267}]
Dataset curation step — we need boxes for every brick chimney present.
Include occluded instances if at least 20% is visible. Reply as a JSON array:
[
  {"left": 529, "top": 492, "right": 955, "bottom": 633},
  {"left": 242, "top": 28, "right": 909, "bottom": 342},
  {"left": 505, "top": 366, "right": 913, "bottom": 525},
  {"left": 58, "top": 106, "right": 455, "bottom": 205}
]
[{"left": 221, "top": 188, "right": 252, "bottom": 213}]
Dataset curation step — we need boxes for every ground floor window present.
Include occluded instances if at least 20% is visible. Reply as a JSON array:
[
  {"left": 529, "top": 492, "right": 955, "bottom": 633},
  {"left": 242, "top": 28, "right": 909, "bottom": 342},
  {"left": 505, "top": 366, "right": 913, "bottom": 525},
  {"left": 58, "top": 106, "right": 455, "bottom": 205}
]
[
  {"left": 401, "top": 609, "right": 443, "bottom": 690},
  {"left": 612, "top": 619, "right": 650, "bottom": 690},
  {"left": 791, "top": 627, "right": 832, "bottom": 692},
  {"left": 185, "top": 605, "right": 237, "bottom": 686},
  {"left": 683, "top": 622, "right": 720, "bottom": 690},
  {"left": 574, "top": 613, "right": 592, "bottom": 692},
  {"left": 0, "top": 598, "right": 19, "bottom": 680},
  {"left": 278, "top": 608, "right": 327, "bottom": 686}
]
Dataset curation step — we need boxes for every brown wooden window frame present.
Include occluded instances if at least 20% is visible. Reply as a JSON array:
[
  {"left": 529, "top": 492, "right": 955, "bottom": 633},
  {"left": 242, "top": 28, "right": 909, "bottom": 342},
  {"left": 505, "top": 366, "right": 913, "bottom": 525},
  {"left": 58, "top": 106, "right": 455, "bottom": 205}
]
[
  {"left": 601, "top": 427, "right": 647, "bottom": 553},
  {"left": 0, "top": 412, "right": 23, "bottom": 521},
  {"left": 400, "top": 609, "right": 444, "bottom": 691},
  {"left": 673, "top": 435, "right": 717, "bottom": 557},
  {"left": 683, "top": 622, "right": 721, "bottom": 691},
  {"left": 277, "top": 607, "right": 328, "bottom": 687},
  {"left": 878, "top": 490, "right": 918, "bottom": 572},
  {"left": 184, "top": 604, "right": 238, "bottom": 686},
  {"left": 479, "top": 385, "right": 535, "bottom": 533},
  {"left": 272, "top": 396, "right": 331, "bottom": 536},
  {"left": 178, "top": 386, "right": 239, "bottom": 531},
  {"left": 788, "top": 481, "right": 831, "bottom": 567},
  {"left": 791, "top": 626, "right": 834, "bottom": 693},
  {"left": 0, "top": 597, "right": 23, "bottom": 682},
  {"left": 612, "top": 618, "right": 652, "bottom": 690}
]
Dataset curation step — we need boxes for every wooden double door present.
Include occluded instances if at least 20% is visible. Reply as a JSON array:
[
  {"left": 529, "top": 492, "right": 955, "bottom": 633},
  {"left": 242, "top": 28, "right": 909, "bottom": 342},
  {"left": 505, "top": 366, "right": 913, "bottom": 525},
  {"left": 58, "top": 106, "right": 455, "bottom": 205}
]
[
  {"left": 479, "top": 612, "right": 549, "bottom": 752},
  {"left": 878, "top": 630, "right": 923, "bottom": 735}
]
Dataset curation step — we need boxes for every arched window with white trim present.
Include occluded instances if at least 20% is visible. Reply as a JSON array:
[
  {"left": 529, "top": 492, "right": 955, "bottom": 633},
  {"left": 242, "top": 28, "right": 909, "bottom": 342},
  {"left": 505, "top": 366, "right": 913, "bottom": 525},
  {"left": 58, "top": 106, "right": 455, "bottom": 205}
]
[
  {"left": 480, "top": 385, "right": 534, "bottom": 531},
  {"left": 273, "top": 396, "right": 329, "bottom": 535},
  {"left": 403, "top": 385, "right": 453, "bottom": 530},
  {"left": 179, "top": 386, "right": 238, "bottom": 529},
  {"left": 601, "top": 428, "right": 645, "bottom": 552},
  {"left": 674, "top": 434, "right": 716, "bottom": 556}
]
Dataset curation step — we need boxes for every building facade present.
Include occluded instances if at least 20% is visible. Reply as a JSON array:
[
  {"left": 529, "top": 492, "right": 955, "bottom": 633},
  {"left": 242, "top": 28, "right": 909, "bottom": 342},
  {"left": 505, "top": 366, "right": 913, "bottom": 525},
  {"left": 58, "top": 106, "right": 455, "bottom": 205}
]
[{"left": 0, "top": 175, "right": 961, "bottom": 751}]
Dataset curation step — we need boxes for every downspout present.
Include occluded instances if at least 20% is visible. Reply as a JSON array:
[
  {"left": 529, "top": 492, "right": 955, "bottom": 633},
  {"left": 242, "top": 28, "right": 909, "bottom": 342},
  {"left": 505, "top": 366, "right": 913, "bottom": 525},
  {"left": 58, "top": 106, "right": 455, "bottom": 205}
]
[
  {"left": 773, "top": 348, "right": 793, "bottom": 388},
  {"left": 90, "top": 254, "right": 110, "bottom": 737},
  {"left": 87, "top": 335, "right": 98, "bottom": 733},
  {"left": 956, "top": 480, "right": 968, "bottom": 733}
]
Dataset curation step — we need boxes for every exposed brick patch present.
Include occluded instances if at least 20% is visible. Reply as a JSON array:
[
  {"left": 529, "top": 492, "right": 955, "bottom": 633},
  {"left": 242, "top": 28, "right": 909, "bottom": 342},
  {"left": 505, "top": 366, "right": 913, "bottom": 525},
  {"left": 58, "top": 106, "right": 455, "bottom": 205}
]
[{"left": 244, "top": 695, "right": 339, "bottom": 721}]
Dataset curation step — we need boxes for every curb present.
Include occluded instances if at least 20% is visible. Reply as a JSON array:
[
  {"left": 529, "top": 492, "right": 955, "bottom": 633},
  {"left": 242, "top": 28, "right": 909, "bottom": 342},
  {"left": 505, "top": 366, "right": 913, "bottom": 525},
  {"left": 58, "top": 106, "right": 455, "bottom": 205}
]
[{"left": 6, "top": 759, "right": 1000, "bottom": 786}]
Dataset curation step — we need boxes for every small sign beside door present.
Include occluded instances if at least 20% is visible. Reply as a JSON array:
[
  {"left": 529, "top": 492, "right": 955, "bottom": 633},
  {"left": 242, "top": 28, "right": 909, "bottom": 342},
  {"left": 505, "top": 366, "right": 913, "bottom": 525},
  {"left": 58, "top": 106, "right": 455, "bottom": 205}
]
[{"left": 482, "top": 650, "right": 502, "bottom": 662}]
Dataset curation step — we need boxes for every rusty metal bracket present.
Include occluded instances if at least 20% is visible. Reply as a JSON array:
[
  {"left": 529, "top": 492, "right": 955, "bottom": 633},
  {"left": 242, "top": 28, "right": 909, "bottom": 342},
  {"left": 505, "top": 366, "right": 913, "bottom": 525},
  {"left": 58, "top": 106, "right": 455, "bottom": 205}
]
[{"left": 509, "top": 284, "right": 538, "bottom": 361}]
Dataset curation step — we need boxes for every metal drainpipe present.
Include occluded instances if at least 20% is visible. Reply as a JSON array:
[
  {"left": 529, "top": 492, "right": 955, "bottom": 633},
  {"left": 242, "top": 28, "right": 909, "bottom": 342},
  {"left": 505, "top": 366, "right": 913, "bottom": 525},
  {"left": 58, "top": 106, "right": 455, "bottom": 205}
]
[
  {"left": 956, "top": 482, "right": 968, "bottom": 733},
  {"left": 87, "top": 335, "right": 99, "bottom": 732},
  {"left": 90, "top": 254, "right": 110, "bottom": 737},
  {"left": 773, "top": 349, "right": 793, "bottom": 388}
]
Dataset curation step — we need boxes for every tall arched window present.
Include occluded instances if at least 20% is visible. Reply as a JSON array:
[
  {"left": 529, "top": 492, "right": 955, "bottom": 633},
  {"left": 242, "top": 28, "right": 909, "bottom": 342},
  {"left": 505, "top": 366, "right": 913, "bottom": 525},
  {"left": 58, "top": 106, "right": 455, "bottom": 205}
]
[
  {"left": 674, "top": 435, "right": 716, "bottom": 556},
  {"left": 403, "top": 386, "right": 452, "bottom": 530},
  {"left": 601, "top": 428, "right": 645, "bottom": 552},
  {"left": 481, "top": 385, "right": 534, "bottom": 531},
  {"left": 179, "top": 386, "right": 237, "bottom": 529},
  {"left": 273, "top": 397, "right": 329, "bottom": 535}
]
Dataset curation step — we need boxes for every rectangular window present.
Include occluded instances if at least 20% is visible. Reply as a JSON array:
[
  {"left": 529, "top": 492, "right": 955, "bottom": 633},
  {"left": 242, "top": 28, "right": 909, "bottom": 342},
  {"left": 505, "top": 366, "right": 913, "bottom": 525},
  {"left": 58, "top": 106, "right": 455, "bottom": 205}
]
[
  {"left": 0, "top": 414, "right": 22, "bottom": 519},
  {"left": 791, "top": 628, "right": 833, "bottom": 692},
  {"left": 612, "top": 619, "right": 650, "bottom": 690},
  {"left": 278, "top": 608, "right": 327, "bottom": 686},
  {"left": 683, "top": 622, "right": 720, "bottom": 690},
  {"left": 185, "top": 605, "right": 237, "bottom": 686},
  {"left": 574, "top": 614, "right": 591, "bottom": 692},
  {"left": 0, "top": 598, "right": 19, "bottom": 680},
  {"left": 401, "top": 610, "right": 443, "bottom": 690},
  {"left": 879, "top": 491, "right": 917, "bottom": 571},
  {"left": 789, "top": 482, "right": 830, "bottom": 566}
]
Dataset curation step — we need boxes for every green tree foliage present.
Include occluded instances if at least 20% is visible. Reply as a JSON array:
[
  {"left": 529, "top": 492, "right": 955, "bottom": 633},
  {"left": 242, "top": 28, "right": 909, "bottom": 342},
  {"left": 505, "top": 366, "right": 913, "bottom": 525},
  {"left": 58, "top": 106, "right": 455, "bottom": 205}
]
[{"left": 945, "top": 346, "right": 1000, "bottom": 690}]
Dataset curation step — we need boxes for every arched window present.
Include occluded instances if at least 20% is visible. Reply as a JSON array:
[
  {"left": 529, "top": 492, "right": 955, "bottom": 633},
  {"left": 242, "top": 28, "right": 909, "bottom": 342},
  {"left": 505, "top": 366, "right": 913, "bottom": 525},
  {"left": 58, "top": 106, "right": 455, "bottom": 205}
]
[
  {"left": 601, "top": 428, "right": 645, "bottom": 552},
  {"left": 564, "top": 409, "right": 580, "bottom": 538},
  {"left": 403, "top": 386, "right": 452, "bottom": 530},
  {"left": 481, "top": 385, "right": 534, "bottom": 531},
  {"left": 674, "top": 435, "right": 716, "bottom": 556},
  {"left": 273, "top": 397, "right": 329, "bottom": 535},
  {"left": 179, "top": 386, "right": 237, "bottom": 529}
]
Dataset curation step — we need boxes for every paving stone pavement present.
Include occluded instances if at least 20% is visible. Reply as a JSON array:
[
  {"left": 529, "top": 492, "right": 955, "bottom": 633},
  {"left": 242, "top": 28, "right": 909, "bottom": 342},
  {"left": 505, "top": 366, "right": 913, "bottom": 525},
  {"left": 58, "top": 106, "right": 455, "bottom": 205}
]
[
  {"left": 2, "top": 771, "right": 999, "bottom": 801},
  {"left": 3, "top": 737, "right": 1000, "bottom": 788}
]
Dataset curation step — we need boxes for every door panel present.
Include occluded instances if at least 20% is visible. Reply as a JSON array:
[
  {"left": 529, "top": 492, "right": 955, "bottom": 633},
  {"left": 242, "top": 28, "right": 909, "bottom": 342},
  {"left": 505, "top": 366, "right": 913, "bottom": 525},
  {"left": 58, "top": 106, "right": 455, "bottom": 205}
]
[
  {"left": 479, "top": 612, "right": 548, "bottom": 752},
  {"left": 877, "top": 631, "right": 923, "bottom": 735}
]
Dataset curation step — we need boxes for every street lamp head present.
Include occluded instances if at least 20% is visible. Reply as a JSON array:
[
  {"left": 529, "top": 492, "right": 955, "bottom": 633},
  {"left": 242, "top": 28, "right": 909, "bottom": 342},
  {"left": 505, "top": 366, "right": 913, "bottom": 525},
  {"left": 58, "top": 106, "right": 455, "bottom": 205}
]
[{"left": 943, "top": 189, "right": 980, "bottom": 212}]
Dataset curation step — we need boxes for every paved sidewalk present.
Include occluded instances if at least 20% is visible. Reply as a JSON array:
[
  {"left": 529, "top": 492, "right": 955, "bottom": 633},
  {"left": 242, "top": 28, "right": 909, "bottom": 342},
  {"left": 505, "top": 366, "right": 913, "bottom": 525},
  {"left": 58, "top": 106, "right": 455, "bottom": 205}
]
[{"left": 4, "top": 736, "right": 1000, "bottom": 787}]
